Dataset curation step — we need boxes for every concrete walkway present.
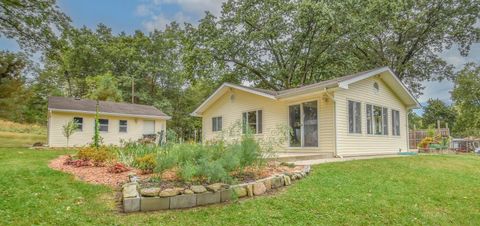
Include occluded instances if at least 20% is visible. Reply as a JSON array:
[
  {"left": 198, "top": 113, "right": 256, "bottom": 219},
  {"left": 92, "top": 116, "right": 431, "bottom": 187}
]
[{"left": 289, "top": 154, "right": 410, "bottom": 165}]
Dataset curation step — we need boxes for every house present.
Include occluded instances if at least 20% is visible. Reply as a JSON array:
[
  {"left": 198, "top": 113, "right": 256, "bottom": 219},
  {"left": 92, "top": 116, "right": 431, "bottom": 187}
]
[
  {"left": 192, "top": 67, "right": 420, "bottom": 157},
  {"left": 47, "top": 96, "right": 170, "bottom": 147}
]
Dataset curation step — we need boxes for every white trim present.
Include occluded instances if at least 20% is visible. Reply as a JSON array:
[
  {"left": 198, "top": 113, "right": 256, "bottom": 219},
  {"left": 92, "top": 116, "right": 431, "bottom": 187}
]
[
  {"left": 191, "top": 83, "right": 276, "bottom": 116},
  {"left": 287, "top": 99, "right": 320, "bottom": 148},
  {"left": 338, "top": 67, "right": 420, "bottom": 108},
  {"left": 48, "top": 108, "right": 171, "bottom": 120}
]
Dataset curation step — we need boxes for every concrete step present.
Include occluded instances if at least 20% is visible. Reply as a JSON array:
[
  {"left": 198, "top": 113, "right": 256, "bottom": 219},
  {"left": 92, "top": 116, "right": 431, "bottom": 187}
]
[{"left": 265, "top": 152, "right": 334, "bottom": 162}]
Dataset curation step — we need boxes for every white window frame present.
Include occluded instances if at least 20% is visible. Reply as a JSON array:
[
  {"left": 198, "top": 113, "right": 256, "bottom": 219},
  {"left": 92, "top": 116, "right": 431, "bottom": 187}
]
[
  {"left": 347, "top": 100, "right": 362, "bottom": 134},
  {"left": 98, "top": 119, "right": 109, "bottom": 132},
  {"left": 212, "top": 116, "right": 222, "bottom": 132},
  {"left": 366, "top": 103, "right": 388, "bottom": 136},
  {"left": 287, "top": 100, "right": 319, "bottom": 148},
  {"left": 392, "top": 109, "right": 400, "bottom": 136},
  {"left": 242, "top": 110, "right": 263, "bottom": 134},
  {"left": 119, "top": 120, "right": 128, "bottom": 133},
  {"left": 73, "top": 117, "right": 83, "bottom": 132}
]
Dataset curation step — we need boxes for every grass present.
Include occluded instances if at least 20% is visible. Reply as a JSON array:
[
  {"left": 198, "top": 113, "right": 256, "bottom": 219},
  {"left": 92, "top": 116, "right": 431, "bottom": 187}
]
[
  {"left": 0, "top": 119, "right": 46, "bottom": 147},
  {"left": 1, "top": 148, "right": 480, "bottom": 225}
]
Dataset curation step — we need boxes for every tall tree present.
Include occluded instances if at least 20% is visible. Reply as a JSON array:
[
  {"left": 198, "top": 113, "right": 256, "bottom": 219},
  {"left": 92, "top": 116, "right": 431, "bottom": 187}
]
[
  {"left": 0, "top": 51, "right": 29, "bottom": 121},
  {"left": 452, "top": 63, "right": 480, "bottom": 136},
  {"left": 193, "top": 0, "right": 357, "bottom": 90},
  {"left": 422, "top": 98, "right": 456, "bottom": 129},
  {"left": 85, "top": 72, "right": 122, "bottom": 101},
  {"left": 350, "top": 0, "right": 480, "bottom": 95},
  {"left": 0, "top": 0, "right": 70, "bottom": 52}
]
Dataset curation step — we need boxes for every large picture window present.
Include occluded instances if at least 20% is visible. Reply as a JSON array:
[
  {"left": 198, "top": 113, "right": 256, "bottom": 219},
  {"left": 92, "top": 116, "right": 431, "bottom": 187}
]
[
  {"left": 242, "top": 110, "right": 262, "bottom": 134},
  {"left": 392, "top": 110, "right": 400, "bottom": 136},
  {"left": 348, "top": 100, "right": 362, "bottom": 134},
  {"left": 366, "top": 104, "right": 388, "bottom": 135},
  {"left": 289, "top": 101, "right": 318, "bottom": 147},
  {"left": 212, "top": 116, "right": 222, "bottom": 132}
]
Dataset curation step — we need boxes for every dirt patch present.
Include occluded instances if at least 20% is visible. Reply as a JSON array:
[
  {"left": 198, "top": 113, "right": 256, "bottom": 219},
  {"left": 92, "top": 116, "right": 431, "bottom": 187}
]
[{"left": 48, "top": 155, "right": 150, "bottom": 187}]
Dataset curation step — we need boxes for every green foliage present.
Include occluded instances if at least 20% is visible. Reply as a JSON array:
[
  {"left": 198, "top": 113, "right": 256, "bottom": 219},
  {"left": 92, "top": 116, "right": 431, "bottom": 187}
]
[
  {"left": 422, "top": 99, "right": 457, "bottom": 129},
  {"left": 92, "top": 101, "right": 100, "bottom": 148},
  {"left": 85, "top": 72, "right": 122, "bottom": 101},
  {"left": 452, "top": 63, "right": 480, "bottom": 137},
  {"left": 76, "top": 146, "right": 115, "bottom": 165},
  {"left": 134, "top": 153, "right": 157, "bottom": 173},
  {"left": 0, "top": 0, "right": 71, "bottom": 52},
  {"left": 408, "top": 111, "right": 423, "bottom": 129}
]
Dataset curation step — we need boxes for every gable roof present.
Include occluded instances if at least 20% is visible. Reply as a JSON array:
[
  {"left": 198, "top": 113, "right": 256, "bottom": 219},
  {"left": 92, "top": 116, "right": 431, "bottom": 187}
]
[
  {"left": 191, "top": 67, "right": 420, "bottom": 116},
  {"left": 48, "top": 96, "right": 171, "bottom": 120}
]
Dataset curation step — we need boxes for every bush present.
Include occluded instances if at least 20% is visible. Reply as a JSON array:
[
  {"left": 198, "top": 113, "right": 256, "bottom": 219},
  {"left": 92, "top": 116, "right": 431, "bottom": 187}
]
[
  {"left": 107, "top": 162, "right": 129, "bottom": 173},
  {"left": 76, "top": 146, "right": 115, "bottom": 166},
  {"left": 134, "top": 153, "right": 156, "bottom": 174}
]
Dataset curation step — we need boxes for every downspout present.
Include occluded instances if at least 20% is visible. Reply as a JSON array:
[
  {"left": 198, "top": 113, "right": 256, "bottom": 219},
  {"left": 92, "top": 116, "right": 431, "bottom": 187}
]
[{"left": 324, "top": 88, "right": 340, "bottom": 158}]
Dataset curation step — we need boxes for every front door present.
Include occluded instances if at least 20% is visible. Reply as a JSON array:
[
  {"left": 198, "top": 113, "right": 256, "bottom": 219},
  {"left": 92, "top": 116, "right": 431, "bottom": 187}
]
[
  {"left": 289, "top": 101, "right": 318, "bottom": 147},
  {"left": 143, "top": 120, "right": 155, "bottom": 134}
]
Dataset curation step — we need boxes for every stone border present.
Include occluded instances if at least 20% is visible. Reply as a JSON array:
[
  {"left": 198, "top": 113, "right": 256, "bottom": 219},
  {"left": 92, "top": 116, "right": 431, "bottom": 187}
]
[{"left": 122, "top": 165, "right": 311, "bottom": 212}]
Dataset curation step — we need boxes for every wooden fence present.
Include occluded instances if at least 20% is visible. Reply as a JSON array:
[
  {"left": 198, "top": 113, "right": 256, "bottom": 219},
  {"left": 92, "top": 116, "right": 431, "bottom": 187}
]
[{"left": 409, "top": 128, "right": 450, "bottom": 149}]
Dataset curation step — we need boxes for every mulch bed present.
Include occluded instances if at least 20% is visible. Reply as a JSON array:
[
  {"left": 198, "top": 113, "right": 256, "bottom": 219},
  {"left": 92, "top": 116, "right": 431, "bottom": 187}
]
[
  {"left": 48, "top": 155, "right": 149, "bottom": 187},
  {"left": 49, "top": 155, "right": 304, "bottom": 188}
]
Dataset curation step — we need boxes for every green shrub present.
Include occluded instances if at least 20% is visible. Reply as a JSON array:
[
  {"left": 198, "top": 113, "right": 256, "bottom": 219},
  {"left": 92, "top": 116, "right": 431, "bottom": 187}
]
[
  {"left": 134, "top": 153, "right": 156, "bottom": 173},
  {"left": 179, "top": 161, "right": 197, "bottom": 182},
  {"left": 76, "top": 146, "right": 115, "bottom": 165}
]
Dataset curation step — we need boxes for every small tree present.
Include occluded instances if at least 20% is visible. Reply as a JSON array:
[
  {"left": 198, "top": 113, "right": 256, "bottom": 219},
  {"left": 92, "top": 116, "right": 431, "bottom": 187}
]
[{"left": 63, "top": 120, "right": 79, "bottom": 147}]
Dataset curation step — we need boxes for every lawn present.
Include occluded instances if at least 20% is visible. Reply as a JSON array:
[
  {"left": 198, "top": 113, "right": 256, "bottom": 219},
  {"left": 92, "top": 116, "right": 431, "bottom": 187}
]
[
  {"left": 1, "top": 148, "right": 479, "bottom": 225},
  {"left": 0, "top": 120, "right": 46, "bottom": 148}
]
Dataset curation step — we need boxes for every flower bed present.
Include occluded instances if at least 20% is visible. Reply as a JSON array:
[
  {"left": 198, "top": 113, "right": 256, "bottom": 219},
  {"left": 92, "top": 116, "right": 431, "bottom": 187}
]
[{"left": 122, "top": 165, "right": 311, "bottom": 212}]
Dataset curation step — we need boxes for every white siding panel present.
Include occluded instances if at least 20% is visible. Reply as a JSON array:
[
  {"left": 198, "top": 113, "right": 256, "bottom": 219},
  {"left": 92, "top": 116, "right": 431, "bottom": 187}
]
[{"left": 334, "top": 77, "right": 408, "bottom": 155}]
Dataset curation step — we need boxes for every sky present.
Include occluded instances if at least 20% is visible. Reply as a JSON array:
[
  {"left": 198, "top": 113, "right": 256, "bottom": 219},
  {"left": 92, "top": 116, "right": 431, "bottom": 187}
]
[{"left": 1, "top": 0, "right": 479, "bottom": 114}]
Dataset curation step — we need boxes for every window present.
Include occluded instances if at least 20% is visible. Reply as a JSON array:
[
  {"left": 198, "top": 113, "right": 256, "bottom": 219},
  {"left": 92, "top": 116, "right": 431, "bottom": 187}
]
[
  {"left": 392, "top": 110, "right": 400, "bottom": 136},
  {"left": 73, "top": 117, "right": 83, "bottom": 131},
  {"left": 242, "top": 110, "right": 262, "bottom": 134},
  {"left": 366, "top": 104, "right": 388, "bottom": 135},
  {"left": 98, "top": 119, "right": 108, "bottom": 132},
  {"left": 212, "top": 117, "right": 222, "bottom": 132},
  {"left": 289, "top": 101, "right": 318, "bottom": 147},
  {"left": 119, "top": 120, "right": 127, "bottom": 133},
  {"left": 348, "top": 100, "right": 361, "bottom": 134}
]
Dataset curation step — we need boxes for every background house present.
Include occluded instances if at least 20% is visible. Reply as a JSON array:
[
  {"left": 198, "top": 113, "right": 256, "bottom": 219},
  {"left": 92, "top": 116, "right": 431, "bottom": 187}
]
[
  {"left": 47, "top": 97, "right": 170, "bottom": 147},
  {"left": 192, "top": 67, "right": 420, "bottom": 157}
]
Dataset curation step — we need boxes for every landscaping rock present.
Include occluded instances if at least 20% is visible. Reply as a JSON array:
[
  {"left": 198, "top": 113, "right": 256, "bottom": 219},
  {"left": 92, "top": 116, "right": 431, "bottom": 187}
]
[
  {"left": 190, "top": 185, "right": 207, "bottom": 193},
  {"left": 220, "top": 189, "right": 233, "bottom": 202},
  {"left": 159, "top": 188, "right": 180, "bottom": 197},
  {"left": 271, "top": 176, "right": 284, "bottom": 188},
  {"left": 253, "top": 182, "right": 266, "bottom": 195},
  {"left": 170, "top": 194, "right": 196, "bottom": 209},
  {"left": 123, "top": 183, "right": 139, "bottom": 198},
  {"left": 283, "top": 175, "right": 291, "bottom": 186},
  {"left": 197, "top": 192, "right": 221, "bottom": 206},
  {"left": 304, "top": 165, "right": 311, "bottom": 174},
  {"left": 128, "top": 172, "right": 138, "bottom": 182},
  {"left": 206, "top": 183, "right": 229, "bottom": 192},
  {"left": 140, "top": 187, "right": 161, "bottom": 197},
  {"left": 183, "top": 189, "right": 194, "bottom": 195},
  {"left": 246, "top": 184, "right": 253, "bottom": 197},
  {"left": 174, "top": 187, "right": 185, "bottom": 193},
  {"left": 140, "top": 197, "right": 170, "bottom": 211},
  {"left": 124, "top": 197, "right": 140, "bottom": 212},
  {"left": 232, "top": 186, "right": 247, "bottom": 198},
  {"left": 263, "top": 178, "right": 272, "bottom": 190}
]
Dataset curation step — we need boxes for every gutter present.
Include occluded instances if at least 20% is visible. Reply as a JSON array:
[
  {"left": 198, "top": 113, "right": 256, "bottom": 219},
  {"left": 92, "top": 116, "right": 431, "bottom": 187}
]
[{"left": 48, "top": 108, "right": 172, "bottom": 120}]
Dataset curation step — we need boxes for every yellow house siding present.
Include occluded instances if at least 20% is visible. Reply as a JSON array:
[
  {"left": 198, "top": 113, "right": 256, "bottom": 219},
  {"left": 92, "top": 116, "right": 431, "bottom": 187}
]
[
  {"left": 48, "top": 111, "right": 166, "bottom": 147},
  {"left": 334, "top": 77, "right": 408, "bottom": 155},
  {"left": 201, "top": 89, "right": 335, "bottom": 153}
]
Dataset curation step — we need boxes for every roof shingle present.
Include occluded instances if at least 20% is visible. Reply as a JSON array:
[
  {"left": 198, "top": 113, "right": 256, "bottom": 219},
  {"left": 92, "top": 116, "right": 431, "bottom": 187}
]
[{"left": 48, "top": 96, "right": 169, "bottom": 118}]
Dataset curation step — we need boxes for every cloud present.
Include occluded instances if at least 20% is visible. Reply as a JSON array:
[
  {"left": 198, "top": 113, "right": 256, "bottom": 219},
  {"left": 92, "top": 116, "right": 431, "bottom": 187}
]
[
  {"left": 136, "top": 0, "right": 224, "bottom": 31},
  {"left": 143, "top": 12, "right": 193, "bottom": 32}
]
